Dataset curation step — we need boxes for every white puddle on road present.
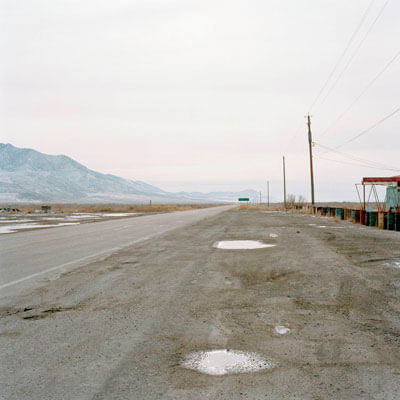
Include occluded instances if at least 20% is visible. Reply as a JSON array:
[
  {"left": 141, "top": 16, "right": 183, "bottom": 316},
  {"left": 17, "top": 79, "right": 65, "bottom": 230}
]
[
  {"left": 275, "top": 326, "right": 291, "bottom": 335},
  {"left": 215, "top": 241, "right": 275, "bottom": 250},
  {"left": 383, "top": 261, "right": 400, "bottom": 269},
  {"left": 181, "top": 349, "right": 276, "bottom": 376},
  {"left": 391, "top": 280, "right": 400, "bottom": 289},
  {"left": 269, "top": 233, "right": 279, "bottom": 238}
]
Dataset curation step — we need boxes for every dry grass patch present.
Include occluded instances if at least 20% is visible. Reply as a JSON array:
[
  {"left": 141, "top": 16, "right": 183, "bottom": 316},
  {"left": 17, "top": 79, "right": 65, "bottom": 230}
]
[
  {"left": 239, "top": 204, "right": 285, "bottom": 211},
  {"left": 3, "top": 203, "right": 222, "bottom": 214}
]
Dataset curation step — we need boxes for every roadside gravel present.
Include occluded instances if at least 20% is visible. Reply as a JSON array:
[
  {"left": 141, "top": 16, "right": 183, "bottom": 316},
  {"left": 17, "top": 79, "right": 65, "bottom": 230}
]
[{"left": 1, "top": 209, "right": 400, "bottom": 399}]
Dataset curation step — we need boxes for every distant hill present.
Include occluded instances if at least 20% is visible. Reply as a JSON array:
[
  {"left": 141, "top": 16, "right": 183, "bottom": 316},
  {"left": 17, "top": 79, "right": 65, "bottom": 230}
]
[{"left": 0, "top": 143, "right": 258, "bottom": 203}]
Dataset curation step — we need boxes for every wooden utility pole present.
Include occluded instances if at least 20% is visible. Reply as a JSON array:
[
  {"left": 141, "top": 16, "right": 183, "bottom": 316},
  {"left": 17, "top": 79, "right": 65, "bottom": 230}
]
[
  {"left": 307, "top": 115, "right": 315, "bottom": 206},
  {"left": 259, "top": 191, "right": 262, "bottom": 205},
  {"left": 283, "top": 156, "right": 287, "bottom": 209},
  {"left": 267, "top": 180, "right": 270, "bottom": 207}
]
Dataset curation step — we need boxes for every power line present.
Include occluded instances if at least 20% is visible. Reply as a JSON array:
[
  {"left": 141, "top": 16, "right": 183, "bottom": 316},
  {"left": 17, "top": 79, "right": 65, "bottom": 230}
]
[
  {"left": 315, "top": 142, "right": 388, "bottom": 167},
  {"left": 318, "top": 49, "right": 400, "bottom": 139},
  {"left": 314, "top": 142, "right": 392, "bottom": 168},
  {"left": 319, "top": 0, "right": 390, "bottom": 107},
  {"left": 314, "top": 106, "right": 400, "bottom": 156},
  {"left": 314, "top": 142, "right": 400, "bottom": 171},
  {"left": 317, "top": 156, "right": 400, "bottom": 172},
  {"left": 334, "top": 105, "right": 400, "bottom": 149},
  {"left": 308, "top": 0, "right": 375, "bottom": 113}
]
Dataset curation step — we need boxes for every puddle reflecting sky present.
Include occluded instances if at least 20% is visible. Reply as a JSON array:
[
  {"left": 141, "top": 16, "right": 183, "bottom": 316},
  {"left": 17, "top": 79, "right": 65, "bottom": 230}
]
[
  {"left": 275, "top": 326, "right": 291, "bottom": 335},
  {"left": 182, "top": 349, "right": 276, "bottom": 376},
  {"left": 215, "top": 241, "right": 275, "bottom": 250},
  {"left": 383, "top": 261, "right": 400, "bottom": 269}
]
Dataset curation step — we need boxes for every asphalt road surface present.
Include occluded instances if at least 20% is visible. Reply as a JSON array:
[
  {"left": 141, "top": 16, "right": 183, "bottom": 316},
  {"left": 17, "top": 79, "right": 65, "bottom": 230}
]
[
  {"left": 0, "top": 205, "right": 232, "bottom": 291},
  {"left": 1, "top": 208, "right": 400, "bottom": 399}
]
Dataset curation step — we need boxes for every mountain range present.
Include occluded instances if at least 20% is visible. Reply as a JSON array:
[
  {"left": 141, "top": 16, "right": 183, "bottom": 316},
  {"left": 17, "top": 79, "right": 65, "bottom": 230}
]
[{"left": 0, "top": 143, "right": 258, "bottom": 204}]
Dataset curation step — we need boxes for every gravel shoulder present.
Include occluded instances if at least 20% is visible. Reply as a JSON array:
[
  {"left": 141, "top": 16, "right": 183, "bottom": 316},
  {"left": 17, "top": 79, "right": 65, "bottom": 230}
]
[{"left": 1, "top": 209, "right": 400, "bottom": 399}]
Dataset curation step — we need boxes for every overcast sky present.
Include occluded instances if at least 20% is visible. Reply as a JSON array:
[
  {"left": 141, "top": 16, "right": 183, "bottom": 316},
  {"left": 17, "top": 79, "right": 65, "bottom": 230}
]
[{"left": 1, "top": 0, "right": 399, "bottom": 201}]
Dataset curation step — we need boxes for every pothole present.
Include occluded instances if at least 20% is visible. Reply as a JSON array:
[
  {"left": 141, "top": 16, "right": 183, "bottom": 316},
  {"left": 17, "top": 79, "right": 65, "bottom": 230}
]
[
  {"left": 275, "top": 325, "right": 291, "bottom": 335},
  {"left": 214, "top": 241, "right": 275, "bottom": 250},
  {"left": 181, "top": 349, "right": 276, "bottom": 376},
  {"left": 383, "top": 261, "right": 400, "bottom": 269},
  {"left": 390, "top": 280, "right": 400, "bottom": 288}
]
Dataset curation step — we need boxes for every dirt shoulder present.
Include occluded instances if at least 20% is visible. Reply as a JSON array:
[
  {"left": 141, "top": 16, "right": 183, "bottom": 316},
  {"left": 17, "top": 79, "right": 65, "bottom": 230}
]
[{"left": 1, "top": 209, "right": 400, "bottom": 399}]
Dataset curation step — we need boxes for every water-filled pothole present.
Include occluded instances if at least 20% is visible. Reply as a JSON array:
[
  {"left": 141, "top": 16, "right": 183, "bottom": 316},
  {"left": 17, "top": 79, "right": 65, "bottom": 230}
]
[
  {"left": 215, "top": 241, "right": 275, "bottom": 250},
  {"left": 383, "top": 261, "right": 400, "bottom": 269},
  {"left": 390, "top": 280, "right": 400, "bottom": 288},
  {"left": 181, "top": 349, "right": 276, "bottom": 376},
  {"left": 275, "top": 326, "right": 291, "bottom": 335}
]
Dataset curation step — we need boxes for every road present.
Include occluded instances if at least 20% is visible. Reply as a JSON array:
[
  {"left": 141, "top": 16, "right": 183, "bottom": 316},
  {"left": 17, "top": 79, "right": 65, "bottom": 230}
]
[
  {"left": 0, "top": 205, "right": 232, "bottom": 291},
  {"left": 1, "top": 208, "right": 400, "bottom": 399}
]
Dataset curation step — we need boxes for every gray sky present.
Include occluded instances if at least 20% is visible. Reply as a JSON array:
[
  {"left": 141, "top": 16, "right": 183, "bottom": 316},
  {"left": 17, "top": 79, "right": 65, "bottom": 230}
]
[{"left": 1, "top": 0, "right": 399, "bottom": 201}]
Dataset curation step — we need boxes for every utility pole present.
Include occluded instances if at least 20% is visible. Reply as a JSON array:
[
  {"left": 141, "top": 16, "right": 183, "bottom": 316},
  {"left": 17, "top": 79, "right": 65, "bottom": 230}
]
[
  {"left": 283, "top": 156, "right": 287, "bottom": 209},
  {"left": 259, "top": 191, "right": 262, "bottom": 205},
  {"left": 307, "top": 114, "right": 315, "bottom": 206},
  {"left": 267, "top": 180, "right": 270, "bottom": 207}
]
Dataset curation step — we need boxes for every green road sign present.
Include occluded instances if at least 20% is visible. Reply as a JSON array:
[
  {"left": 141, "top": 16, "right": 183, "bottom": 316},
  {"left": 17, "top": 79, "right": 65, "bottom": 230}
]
[{"left": 238, "top": 198, "right": 250, "bottom": 202}]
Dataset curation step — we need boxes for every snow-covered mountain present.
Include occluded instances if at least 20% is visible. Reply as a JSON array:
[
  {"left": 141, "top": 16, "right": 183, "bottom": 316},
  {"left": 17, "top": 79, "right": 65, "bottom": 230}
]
[{"left": 0, "top": 143, "right": 258, "bottom": 203}]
